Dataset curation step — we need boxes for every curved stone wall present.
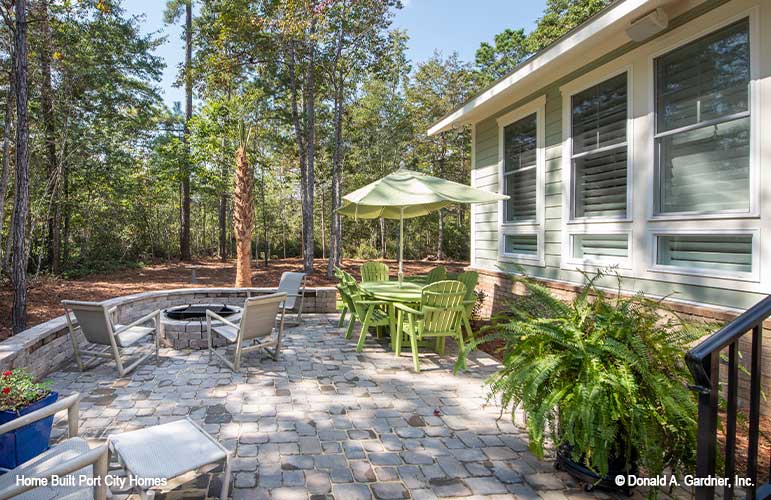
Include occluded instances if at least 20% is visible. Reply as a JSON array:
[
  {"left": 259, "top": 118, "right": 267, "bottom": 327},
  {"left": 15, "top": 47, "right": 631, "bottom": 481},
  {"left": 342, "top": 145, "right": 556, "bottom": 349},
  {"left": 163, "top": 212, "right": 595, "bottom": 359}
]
[{"left": 0, "top": 287, "right": 337, "bottom": 379}]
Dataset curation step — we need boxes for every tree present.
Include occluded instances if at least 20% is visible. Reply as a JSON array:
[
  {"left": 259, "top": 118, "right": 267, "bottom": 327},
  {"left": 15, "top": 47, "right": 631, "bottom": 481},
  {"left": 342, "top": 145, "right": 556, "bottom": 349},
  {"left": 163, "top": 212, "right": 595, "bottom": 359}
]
[
  {"left": 233, "top": 128, "right": 253, "bottom": 287},
  {"left": 10, "top": 0, "right": 30, "bottom": 333},
  {"left": 474, "top": 28, "right": 527, "bottom": 83},
  {"left": 165, "top": 0, "right": 194, "bottom": 261}
]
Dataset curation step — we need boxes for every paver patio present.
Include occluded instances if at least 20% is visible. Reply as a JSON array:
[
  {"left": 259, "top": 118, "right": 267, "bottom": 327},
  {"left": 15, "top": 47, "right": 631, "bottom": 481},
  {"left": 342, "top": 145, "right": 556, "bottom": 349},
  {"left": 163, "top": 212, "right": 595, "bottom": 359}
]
[{"left": 46, "top": 314, "right": 596, "bottom": 500}]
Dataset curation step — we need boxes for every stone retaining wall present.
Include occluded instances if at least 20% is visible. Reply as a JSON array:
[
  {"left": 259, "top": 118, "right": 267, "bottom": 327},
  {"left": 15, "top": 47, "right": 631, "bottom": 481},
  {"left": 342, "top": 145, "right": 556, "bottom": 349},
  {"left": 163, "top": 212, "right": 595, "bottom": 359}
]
[{"left": 0, "top": 287, "right": 337, "bottom": 379}]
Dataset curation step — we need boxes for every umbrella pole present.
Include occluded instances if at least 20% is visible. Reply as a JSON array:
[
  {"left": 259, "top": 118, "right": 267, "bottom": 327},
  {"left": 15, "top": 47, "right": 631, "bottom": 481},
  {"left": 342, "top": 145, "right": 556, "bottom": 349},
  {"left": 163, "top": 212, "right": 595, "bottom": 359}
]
[{"left": 399, "top": 208, "right": 404, "bottom": 286}]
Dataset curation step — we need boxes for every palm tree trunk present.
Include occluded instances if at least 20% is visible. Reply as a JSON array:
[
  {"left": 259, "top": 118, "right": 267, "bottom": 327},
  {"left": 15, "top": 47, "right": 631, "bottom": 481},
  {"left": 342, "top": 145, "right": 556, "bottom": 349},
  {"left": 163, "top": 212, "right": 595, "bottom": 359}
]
[{"left": 233, "top": 144, "right": 253, "bottom": 287}]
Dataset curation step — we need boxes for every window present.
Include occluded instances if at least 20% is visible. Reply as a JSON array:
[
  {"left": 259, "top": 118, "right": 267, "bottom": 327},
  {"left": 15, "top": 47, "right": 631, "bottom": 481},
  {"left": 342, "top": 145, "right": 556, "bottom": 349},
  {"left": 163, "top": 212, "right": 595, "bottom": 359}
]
[
  {"left": 503, "top": 113, "right": 538, "bottom": 222},
  {"left": 570, "top": 72, "right": 628, "bottom": 219},
  {"left": 654, "top": 19, "right": 750, "bottom": 214},
  {"left": 572, "top": 234, "right": 629, "bottom": 261},
  {"left": 504, "top": 234, "right": 538, "bottom": 257},
  {"left": 656, "top": 234, "right": 753, "bottom": 274}
]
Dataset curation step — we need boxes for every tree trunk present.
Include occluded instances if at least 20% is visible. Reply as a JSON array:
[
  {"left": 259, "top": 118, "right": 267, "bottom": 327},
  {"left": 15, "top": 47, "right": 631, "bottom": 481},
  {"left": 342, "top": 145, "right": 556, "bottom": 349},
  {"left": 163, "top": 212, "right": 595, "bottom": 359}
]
[
  {"left": 179, "top": 0, "right": 193, "bottom": 261},
  {"left": 260, "top": 159, "right": 268, "bottom": 266},
  {"left": 0, "top": 63, "right": 14, "bottom": 272},
  {"left": 11, "top": 0, "right": 30, "bottom": 333},
  {"left": 301, "top": 22, "right": 317, "bottom": 275},
  {"left": 327, "top": 85, "right": 343, "bottom": 278},
  {"left": 233, "top": 144, "right": 253, "bottom": 287},
  {"left": 218, "top": 191, "right": 227, "bottom": 261},
  {"left": 39, "top": 0, "right": 60, "bottom": 274}
]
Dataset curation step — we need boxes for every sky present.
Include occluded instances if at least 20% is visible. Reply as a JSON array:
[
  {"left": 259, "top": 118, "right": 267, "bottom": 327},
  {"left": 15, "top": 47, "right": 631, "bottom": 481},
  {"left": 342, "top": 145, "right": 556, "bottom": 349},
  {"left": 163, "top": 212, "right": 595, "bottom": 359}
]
[{"left": 123, "top": 0, "right": 547, "bottom": 107}]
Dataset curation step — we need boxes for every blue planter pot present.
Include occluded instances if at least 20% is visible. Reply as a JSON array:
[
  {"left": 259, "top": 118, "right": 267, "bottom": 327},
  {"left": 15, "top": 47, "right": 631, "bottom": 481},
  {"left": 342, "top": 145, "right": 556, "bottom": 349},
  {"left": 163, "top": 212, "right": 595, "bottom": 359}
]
[{"left": 0, "top": 391, "right": 59, "bottom": 471}]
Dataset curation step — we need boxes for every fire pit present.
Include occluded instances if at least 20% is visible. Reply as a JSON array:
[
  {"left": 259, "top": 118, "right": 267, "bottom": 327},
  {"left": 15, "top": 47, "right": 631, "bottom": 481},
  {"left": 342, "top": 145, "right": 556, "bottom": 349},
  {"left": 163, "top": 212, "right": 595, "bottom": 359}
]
[{"left": 161, "top": 303, "right": 242, "bottom": 349}]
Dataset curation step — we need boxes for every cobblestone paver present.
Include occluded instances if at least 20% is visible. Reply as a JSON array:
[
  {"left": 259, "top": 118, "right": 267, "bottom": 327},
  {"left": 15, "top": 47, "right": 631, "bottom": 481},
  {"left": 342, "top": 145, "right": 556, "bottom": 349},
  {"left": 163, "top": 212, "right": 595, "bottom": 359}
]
[{"left": 47, "top": 314, "right": 592, "bottom": 499}]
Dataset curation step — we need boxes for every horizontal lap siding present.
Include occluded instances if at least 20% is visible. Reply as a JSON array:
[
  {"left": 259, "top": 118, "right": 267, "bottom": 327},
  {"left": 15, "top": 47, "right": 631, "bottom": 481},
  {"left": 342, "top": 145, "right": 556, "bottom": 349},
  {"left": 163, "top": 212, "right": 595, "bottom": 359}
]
[{"left": 470, "top": 2, "right": 766, "bottom": 310}]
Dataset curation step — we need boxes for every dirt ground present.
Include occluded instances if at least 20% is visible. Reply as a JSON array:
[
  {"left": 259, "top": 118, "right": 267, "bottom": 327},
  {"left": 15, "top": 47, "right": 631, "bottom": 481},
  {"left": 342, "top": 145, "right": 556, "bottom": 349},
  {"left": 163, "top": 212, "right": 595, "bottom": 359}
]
[{"left": 0, "top": 257, "right": 468, "bottom": 340}]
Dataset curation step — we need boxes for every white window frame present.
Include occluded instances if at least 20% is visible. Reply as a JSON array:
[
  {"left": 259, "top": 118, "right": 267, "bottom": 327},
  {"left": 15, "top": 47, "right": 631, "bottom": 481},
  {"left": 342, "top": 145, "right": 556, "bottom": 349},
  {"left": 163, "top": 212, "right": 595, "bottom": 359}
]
[
  {"left": 497, "top": 95, "right": 546, "bottom": 266},
  {"left": 647, "top": 9, "right": 760, "bottom": 222},
  {"left": 561, "top": 66, "right": 633, "bottom": 224},
  {"left": 649, "top": 228, "right": 760, "bottom": 283}
]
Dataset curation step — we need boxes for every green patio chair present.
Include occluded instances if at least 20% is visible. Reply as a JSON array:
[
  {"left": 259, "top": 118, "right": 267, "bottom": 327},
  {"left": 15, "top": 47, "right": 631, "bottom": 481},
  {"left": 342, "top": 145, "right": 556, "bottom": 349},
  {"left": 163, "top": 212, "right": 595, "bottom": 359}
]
[
  {"left": 334, "top": 267, "right": 356, "bottom": 327},
  {"left": 394, "top": 280, "right": 466, "bottom": 372},
  {"left": 425, "top": 265, "right": 448, "bottom": 284},
  {"left": 361, "top": 261, "right": 389, "bottom": 282},
  {"left": 456, "top": 270, "right": 479, "bottom": 341},
  {"left": 336, "top": 281, "right": 390, "bottom": 350}
]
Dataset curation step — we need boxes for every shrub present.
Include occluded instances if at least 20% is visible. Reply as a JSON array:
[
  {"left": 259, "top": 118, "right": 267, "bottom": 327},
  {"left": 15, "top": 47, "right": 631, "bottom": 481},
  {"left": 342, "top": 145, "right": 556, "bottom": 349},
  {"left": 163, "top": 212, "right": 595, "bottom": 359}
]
[
  {"left": 459, "top": 270, "right": 706, "bottom": 485},
  {"left": 0, "top": 369, "right": 52, "bottom": 413}
]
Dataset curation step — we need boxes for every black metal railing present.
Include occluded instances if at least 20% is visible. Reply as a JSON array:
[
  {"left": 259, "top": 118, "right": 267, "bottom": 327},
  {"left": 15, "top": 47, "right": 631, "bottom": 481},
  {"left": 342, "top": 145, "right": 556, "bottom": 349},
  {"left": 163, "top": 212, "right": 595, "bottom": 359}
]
[{"left": 685, "top": 295, "right": 771, "bottom": 500}]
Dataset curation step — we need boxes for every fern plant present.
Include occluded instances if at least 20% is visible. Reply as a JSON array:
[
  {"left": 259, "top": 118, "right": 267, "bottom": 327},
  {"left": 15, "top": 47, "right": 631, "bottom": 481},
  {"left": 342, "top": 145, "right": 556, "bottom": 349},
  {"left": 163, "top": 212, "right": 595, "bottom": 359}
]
[{"left": 462, "top": 270, "right": 706, "bottom": 483}]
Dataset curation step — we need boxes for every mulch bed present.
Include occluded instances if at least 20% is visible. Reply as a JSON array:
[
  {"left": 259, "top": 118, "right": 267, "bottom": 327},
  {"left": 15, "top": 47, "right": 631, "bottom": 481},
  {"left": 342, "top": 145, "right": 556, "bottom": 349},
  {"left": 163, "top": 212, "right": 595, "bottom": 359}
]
[{"left": 0, "top": 257, "right": 467, "bottom": 340}]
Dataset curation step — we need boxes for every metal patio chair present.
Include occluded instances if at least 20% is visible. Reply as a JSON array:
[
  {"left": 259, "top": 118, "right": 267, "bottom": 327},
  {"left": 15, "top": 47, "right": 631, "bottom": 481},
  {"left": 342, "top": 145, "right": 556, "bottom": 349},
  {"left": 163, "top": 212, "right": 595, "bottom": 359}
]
[
  {"left": 206, "top": 292, "right": 286, "bottom": 371},
  {"left": 277, "top": 271, "right": 307, "bottom": 324},
  {"left": 62, "top": 300, "right": 161, "bottom": 377}
]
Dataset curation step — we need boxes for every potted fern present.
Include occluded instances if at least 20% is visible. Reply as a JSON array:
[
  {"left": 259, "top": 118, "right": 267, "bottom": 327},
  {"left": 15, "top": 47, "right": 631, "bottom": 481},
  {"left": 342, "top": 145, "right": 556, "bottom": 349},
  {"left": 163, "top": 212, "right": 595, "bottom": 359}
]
[
  {"left": 0, "top": 369, "right": 58, "bottom": 471},
  {"left": 459, "top": 271, "right": 702, "bottom": 495}
]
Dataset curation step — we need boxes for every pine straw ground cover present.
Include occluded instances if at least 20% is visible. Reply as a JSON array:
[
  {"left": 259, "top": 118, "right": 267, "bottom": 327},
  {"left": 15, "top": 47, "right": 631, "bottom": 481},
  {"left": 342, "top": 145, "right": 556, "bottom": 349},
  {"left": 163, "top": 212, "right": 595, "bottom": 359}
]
[{"left": 0, "top": 257, "right": 466, "bottom": 340}]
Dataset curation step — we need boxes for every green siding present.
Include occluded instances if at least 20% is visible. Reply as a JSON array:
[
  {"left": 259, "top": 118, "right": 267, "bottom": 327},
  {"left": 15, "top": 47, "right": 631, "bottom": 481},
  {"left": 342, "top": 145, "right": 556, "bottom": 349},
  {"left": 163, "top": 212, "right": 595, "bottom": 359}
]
[{"left": 471, "top": 0, "right": 764, "bottom": 311}]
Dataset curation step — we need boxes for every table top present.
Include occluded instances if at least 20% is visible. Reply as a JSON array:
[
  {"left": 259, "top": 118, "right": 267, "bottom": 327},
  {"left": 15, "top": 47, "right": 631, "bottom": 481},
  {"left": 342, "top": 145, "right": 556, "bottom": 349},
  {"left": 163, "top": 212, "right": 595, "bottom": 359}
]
[
  {"left": 109, "top": 417, "right": 228, "bottom": 480},
  {"left": 360, "top": 280, "right": 423, "bottom": 303}
]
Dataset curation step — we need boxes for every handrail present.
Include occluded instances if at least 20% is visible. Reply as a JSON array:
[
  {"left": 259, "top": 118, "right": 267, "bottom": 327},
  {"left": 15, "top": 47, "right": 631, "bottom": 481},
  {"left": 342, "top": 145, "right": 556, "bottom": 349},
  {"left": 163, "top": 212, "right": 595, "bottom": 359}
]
[
  {"left": 685, "top": 295, "right": 771, "bottom": 390},
  {"left": 685, "top": 294, "right": 771, "bottom": 500}
]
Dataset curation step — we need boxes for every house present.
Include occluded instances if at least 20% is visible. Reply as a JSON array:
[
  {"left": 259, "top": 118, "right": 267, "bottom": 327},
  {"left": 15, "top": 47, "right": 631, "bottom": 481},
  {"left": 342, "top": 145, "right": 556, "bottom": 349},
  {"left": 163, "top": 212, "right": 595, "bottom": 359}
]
[{"left": 429, "top": 0, "right": 770, "bottom": 323}]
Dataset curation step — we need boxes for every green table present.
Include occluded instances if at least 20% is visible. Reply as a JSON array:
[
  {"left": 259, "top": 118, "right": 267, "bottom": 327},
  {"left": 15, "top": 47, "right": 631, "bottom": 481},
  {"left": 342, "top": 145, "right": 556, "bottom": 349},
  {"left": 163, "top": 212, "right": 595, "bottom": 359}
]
[
  {"left": 360, "top": 281, "right": 423, "bottom": 353},
  {"left": 360, "top": 281, "right": 423, "bottom": 302}
]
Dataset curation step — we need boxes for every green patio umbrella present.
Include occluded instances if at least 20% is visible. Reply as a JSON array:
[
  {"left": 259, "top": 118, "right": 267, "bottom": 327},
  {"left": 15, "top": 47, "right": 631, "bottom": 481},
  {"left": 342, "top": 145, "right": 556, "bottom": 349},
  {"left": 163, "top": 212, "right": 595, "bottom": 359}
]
[{"left": 338, "top": 168, "right": 509, "bottom": 284}]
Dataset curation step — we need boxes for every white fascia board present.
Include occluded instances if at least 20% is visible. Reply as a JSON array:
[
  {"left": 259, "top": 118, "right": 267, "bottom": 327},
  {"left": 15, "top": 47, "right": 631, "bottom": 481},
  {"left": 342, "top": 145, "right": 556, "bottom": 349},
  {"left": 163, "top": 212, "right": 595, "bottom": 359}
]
[{"left": 427, "top": 0, "right": 655, "bottom": 136}]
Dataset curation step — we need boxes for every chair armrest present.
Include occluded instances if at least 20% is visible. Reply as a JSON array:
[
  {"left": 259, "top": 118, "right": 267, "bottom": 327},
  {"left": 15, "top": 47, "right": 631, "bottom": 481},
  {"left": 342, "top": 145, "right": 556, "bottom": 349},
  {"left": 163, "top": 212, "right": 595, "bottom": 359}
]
[
  {"left": 394, "top": 303, "right": 423, "bottom": 316},
  {"left": 0, "top": 393, "right": 80, "bottom": 437},
  {"left": 206, "top": 309, "right": 239, "bottom": 329},
  {"left": 113, "top": 309, "right": 161, "bottom": 335},
  {"left": 0, "top": 443, "right": 109, "bottom": 500}
]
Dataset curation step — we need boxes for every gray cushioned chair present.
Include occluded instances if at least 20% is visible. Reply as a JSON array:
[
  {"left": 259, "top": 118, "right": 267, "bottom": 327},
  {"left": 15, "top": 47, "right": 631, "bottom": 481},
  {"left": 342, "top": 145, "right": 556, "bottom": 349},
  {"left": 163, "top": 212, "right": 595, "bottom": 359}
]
[
  {"left": 206, "top": 292, "right": 286, "bottom": 371},
  {"left": 276, "top": 272, "right": 306, "bottom": 324},
  {"left": 62, "top": 300, "right": 161, "bottom": 377}
]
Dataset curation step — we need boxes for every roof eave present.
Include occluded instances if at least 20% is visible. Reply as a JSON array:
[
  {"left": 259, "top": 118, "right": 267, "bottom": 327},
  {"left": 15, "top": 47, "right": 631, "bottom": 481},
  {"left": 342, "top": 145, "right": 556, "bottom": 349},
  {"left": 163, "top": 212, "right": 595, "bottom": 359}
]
[{"left": 427, "top": 0, "right": 655, "bottom": 136}]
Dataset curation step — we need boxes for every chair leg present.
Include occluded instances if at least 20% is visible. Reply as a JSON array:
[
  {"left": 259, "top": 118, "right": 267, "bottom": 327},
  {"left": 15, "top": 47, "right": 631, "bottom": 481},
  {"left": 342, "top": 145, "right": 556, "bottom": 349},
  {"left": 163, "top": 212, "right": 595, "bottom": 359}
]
[
  {"left": 356, "top": 306, "right": 374, "bottom": 352},
  {"left": 220, "top": 453, "right": 232, "bottom": 499},
  {"left": 345, "top": 316, "right": 356, "bottom": 339},
  {"left": 337, "top": 307, "right": 347, "bottom": 328},
  {"left": 207, "top": 316, "right": 213, "bottom": 364},
  {"left": 65, "top": 310, "right": 84, "bottom": 372},
  {"left": 410, "top": 332, "right": 420, "bottom": 373},
  {"left": 394, "top": 310, "right": 403, "bottom": 357},
  {"left": 463, "top": 316, "right": 474, "bottom": 342}
]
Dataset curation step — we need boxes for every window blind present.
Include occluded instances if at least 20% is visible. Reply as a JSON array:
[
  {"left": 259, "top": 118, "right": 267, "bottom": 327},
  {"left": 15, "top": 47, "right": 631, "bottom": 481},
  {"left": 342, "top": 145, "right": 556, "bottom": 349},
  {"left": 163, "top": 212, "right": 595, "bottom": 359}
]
[
  {"left": 573, "top": 234, "right": 628, "bottom": 260},
  {"left": 504, "top": 234, "right": 538, "bottom": 256},
  {"left": 655, "top": 19, "right": 750, "bottom": 214},
  {"left": 657, "top": 234, "right": 752, "bottom": 273},
  {"left": 571, "top": 73, "right": 627, "bottom": 218},
  {"left": 503, "top": 113, "right": 538, "bottom": 222}
]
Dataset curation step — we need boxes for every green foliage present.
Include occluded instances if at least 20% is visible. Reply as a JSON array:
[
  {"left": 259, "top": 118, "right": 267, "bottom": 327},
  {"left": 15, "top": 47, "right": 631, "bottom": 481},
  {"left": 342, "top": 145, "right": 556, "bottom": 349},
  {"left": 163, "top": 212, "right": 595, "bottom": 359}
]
[
  {"left": 475, "top": 0, "right": 613, "bottom": 83},
  {"left": 0, "top": 369, "right": 52, "bottom": 413},
  {"left": 462, "top": 270, "right": 706, "bottom": 484}
]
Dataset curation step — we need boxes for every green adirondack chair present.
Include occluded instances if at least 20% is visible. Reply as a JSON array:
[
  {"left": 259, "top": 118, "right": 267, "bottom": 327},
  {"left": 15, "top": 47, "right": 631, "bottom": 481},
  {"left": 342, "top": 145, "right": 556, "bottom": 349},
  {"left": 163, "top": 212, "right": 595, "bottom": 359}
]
[
  {"left": 337, "top": 280, "right": 391, "bottom": 349},
  {"left": 361, "top": 261, "right": 389, "bottom": 282},
  {"left": 425, "top": 266, "right": 448, "bottom": 284},
  {"left": 394, "top": 280, "right": 467, "bottom": 372},
  {"left": 456, "top": 271, "right": 479, "bottom": 340},
  {"left": 334, "top": 268, "right": 357, "bottom": 327}
]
